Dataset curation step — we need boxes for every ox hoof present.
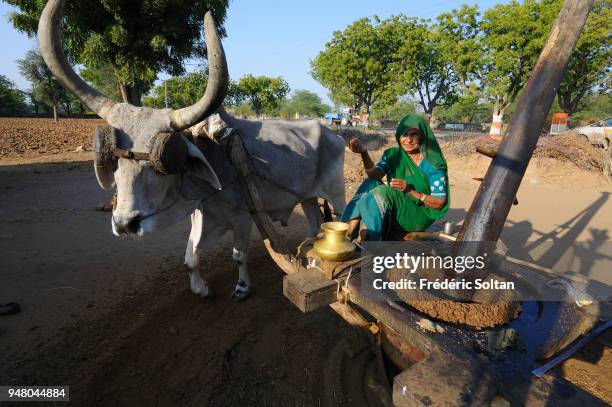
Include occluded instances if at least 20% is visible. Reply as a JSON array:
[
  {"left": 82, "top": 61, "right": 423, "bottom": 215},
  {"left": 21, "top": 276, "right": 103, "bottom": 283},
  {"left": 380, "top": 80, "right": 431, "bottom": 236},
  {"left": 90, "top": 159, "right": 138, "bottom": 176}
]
[
  {"left": 198, "top": 288, "right": 215, "bottom": 302},
  {"left": 188, "top": 272, "right": 213, "bottom": 300},
  {"left": 231, "top": 280, "right": 251, "bottom": 302}
]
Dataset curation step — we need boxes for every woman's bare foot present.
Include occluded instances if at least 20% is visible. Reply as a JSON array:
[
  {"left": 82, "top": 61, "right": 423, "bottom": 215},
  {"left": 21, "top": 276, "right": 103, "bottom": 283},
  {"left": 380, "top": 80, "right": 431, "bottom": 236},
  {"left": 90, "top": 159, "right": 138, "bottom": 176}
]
[
  {"left": 346, "top": 218, "right": 360, "bottom": 239},
  {"left": 356, "top": 224, "right": 368, "bottom": 242}
]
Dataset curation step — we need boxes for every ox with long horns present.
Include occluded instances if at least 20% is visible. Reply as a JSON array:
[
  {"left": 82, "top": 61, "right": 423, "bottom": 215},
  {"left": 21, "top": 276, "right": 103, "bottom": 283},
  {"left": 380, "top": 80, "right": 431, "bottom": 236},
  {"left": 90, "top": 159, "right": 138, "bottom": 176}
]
[{"left": 38, "top": 0, "right": 346, "bottom": 300}]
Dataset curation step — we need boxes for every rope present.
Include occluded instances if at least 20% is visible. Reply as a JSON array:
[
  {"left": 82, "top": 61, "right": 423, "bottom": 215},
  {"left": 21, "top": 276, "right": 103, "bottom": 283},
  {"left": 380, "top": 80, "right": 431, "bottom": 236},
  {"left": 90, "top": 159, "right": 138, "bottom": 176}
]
[
  {"left": 345, "top": 266, "right": 353, "bottom": 290},
  {"left": 343, "top": 266, "right": 353, "bottom": 303}
]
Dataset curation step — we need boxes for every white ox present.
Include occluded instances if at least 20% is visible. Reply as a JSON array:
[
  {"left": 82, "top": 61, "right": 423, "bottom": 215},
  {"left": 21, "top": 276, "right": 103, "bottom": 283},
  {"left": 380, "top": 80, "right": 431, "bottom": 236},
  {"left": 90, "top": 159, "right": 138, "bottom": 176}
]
[{"left": 38, "top": 0, "right": 346, "bottom": 300}]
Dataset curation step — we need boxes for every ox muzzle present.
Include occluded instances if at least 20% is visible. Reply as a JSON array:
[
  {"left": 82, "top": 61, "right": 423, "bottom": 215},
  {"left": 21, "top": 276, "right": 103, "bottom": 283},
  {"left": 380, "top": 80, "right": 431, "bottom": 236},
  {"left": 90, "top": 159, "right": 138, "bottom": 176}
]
[{"left": 93, "top": 126, "right": 188, "bottom": 190}]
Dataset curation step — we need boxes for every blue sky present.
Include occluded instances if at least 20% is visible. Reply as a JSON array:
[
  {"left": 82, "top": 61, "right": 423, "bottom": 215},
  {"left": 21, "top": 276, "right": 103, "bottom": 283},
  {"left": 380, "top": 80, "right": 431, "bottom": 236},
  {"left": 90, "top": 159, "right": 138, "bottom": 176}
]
[{"left": 0, "top": 0, "right": 507, "bottom": 105}]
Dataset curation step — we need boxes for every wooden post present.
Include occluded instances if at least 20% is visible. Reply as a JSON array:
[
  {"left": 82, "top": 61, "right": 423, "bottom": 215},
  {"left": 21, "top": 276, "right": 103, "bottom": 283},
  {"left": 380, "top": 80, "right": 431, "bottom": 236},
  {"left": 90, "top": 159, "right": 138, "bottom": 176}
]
[{"left": 456, "top": 0, "right": 594, "bottom": 251}]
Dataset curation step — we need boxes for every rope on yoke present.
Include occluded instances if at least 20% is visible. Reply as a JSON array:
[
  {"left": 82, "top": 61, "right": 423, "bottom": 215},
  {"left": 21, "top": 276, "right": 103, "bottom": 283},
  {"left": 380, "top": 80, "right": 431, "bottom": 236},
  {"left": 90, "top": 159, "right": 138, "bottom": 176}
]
[{"left": 334, "top": 266, "right": 354, "bottom": 304}]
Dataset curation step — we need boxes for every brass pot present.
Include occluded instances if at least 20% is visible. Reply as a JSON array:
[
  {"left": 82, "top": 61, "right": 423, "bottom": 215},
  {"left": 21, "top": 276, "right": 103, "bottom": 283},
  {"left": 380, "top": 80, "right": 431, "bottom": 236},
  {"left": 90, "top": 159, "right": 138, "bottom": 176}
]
[{"left": 313, "top": 222, "right": 356, "bottom": 262}]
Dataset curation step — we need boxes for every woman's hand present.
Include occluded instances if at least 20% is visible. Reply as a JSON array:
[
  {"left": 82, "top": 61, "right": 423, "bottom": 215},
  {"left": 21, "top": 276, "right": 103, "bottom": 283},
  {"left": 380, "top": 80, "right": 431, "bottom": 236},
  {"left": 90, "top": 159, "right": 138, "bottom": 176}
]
[
  {"left": 390, "top": 178, "right": 408, "bottom": 192},
  {"left": 348, "top": 137, "right": 367, "bottom": 154}
]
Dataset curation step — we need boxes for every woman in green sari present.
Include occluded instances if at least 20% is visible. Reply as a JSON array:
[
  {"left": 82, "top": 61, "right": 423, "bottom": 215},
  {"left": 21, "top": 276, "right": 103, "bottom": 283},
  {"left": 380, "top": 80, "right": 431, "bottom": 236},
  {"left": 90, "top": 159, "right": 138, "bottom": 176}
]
[{"left": 341, "top": 114, "right": 450, "bottom": 241}]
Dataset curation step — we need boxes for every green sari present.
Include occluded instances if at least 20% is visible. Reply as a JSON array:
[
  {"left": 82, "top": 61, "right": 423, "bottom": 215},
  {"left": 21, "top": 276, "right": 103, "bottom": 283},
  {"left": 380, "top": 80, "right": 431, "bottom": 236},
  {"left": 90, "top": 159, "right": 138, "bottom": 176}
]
[{"left": 341, "top": 114, "right": 450, "bottom": 239}]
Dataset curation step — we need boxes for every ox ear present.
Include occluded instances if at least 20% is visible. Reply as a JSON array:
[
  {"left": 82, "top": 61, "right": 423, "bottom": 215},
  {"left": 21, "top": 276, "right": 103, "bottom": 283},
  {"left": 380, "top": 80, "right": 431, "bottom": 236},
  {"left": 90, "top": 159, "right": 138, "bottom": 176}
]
[{"left": 182, "top": 136, "right": 222, "bottom": 190}]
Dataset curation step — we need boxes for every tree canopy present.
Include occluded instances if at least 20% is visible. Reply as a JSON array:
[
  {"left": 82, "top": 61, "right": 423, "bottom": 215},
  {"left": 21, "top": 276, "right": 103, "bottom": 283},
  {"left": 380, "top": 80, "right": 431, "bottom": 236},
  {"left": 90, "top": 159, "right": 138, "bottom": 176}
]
[
  {"left": 80, "top": 62, "right": 122, "bottom": 102},
  {"left": 392, "top": 16, "right": 460, "bottom": 116},
  {"left": 479, "top": 0, "right": 560, "bottom": 117},
  {"left": 282, "top": 90, "right": 331, "bottom": 117},
  {"left": 17, "top": 49, "right": 68, "bottom": 120},
  {"left": 312, "top": 0, "right": 610, "bottom": 129},
  {"left": 433, "top": 94, "right": 493, "bottom": 124},
  {"left": 310, "top": 17, "right": 399, "bottom": 114},
  {"left": 557, "top": 0, "right": 611, "bottom": 115},
  {"left": 143, "top": 71, "right": 243, "bottom": 109},
  {"left": 0, "top": 75, "right": 27, "bottom": 114},
  {"left": 311, "top": 14, "right": 464, "bottom": 117},
  {"left": 4, "top": 0, "right": 229, "bottom": 105},
  {"left": 238, "top": 74, "right": 290, "bottom": 116},
  {"left": 370, "top": 100, "right": 416, "bottom": 121}
]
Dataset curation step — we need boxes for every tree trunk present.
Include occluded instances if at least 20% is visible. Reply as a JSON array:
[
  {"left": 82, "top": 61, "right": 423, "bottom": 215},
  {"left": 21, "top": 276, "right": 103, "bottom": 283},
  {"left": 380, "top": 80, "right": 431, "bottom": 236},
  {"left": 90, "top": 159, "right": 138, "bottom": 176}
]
[
  {"left": 489, "top": 103, "right": 505, "bottom": 136},
  {"left": 52, "top": 104, "right": 58, "bottom": 122},
  {"left": 429, "top": 112, "right": 440, "bottom": 128},
  {"left": 118, "top": 82, "right": 142, "bottom": 106},
  {"left": 364, "top": 104, "right": 370, "bottom": 128}
]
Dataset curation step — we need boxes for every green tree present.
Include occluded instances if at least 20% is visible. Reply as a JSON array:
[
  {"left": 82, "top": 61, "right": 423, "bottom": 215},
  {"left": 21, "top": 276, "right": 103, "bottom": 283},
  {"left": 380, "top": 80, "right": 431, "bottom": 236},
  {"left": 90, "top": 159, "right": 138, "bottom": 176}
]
[
  {"left": 238, "top": 74, "right": 290, "bottom": 117},
  {"left": 392, "top": 16, "right": 459, "bottom": 117},
  {"left": 80, "top": 62, "right": 122, "bottom": 102},
  {"left": 282, "top": 90, "right": 330, "bottom": 117},
  {"left": 436, "top": 5, "right": 483, "bottom": 90},
  {"left": 312, "top": 15, "right": 465, "bottom": 119},
  {"left": 23, "top": 90, "right": 44, "bottom": 114},
  {"left": 226, "top": 80, "right": 246, "bottom": 107},
  {"left": 17, "top": 49, "right": 66, "bottom": 121},
  {"left": 557, "top": 0, "right": 611, "bottom": 115},
  {"left": 370, "top": 100, "right": 416, "bottom": 121},
  {"left": 233, "top": 102, "right": 254, "bottom": 118},
  {"left": 4, "top": 0, "right": 229, "bottom": 106},
  {"left": 0, "top": 75, "right": 27, "bottom": 114},
  {"left": 143, "top": 72, "right": 208, "bottom": 109},
  {"left": 572, "top": 92, "right": 612, "bottom": 124},
  {"left": 480, "top": 0, "right": 560, "bottom": 133},
  {"left": 143, "top": 72, "right": 243, "bottom": 109},
  {"left": 433, "top": 94, "right": 493, "bottom": 123},
  {"left": 311, "top": 17, "right": 399, "bottom": 115}
]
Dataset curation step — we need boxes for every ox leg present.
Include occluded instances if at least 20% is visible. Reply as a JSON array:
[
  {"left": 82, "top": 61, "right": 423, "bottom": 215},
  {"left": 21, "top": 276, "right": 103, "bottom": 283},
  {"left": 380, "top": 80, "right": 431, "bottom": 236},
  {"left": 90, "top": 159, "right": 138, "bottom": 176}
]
[
  {"left": 184, "top": 210, "right": 224, "bottom": 299},
  {"left": 301, "top": 197, "right": 323, "bottom": 238},
  {"left": 231, "top": 220, "right": 253, "bottom": 302}
]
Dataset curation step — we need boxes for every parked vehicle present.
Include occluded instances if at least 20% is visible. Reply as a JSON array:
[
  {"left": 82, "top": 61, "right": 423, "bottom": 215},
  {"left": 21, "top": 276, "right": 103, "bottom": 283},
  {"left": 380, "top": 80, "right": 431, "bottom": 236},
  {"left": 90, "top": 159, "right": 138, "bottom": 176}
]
[
  {"left": 323, "top": 113, "right": 343, "bottom": 126},
  {"left": 572, "top": 117, "right": 611, "bottom": 149}
]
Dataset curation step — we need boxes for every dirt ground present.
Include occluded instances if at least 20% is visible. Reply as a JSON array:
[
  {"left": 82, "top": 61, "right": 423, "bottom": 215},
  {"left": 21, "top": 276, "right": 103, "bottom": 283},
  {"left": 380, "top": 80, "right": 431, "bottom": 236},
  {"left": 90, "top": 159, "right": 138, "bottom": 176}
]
[{"left": 0, "top": 118, "right": 611, "bottom": 405}]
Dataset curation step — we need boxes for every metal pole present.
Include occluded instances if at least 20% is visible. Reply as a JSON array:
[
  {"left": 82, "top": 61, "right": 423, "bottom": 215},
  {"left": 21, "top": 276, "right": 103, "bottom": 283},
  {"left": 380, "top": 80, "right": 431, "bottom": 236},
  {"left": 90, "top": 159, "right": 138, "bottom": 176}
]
[{"left": 456, "top": 0, "right": 594, "bottom": 252}]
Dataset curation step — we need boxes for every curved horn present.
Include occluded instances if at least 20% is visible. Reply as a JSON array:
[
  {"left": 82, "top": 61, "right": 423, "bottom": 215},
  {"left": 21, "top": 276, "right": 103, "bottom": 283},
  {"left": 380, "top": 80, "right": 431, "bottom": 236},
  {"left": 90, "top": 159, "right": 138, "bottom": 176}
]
[
  {"left": 38, "top": 0, "right": 116, "bottom": 119},
  {"left": 170, "top": 12, "right": 229, "bottom": 130}
]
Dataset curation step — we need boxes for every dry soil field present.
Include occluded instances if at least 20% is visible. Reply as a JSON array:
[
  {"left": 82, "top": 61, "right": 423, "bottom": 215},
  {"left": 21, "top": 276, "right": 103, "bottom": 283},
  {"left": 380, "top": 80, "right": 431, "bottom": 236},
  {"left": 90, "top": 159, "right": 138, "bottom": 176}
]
[{"left": 0, "top": 117, "right": 610, "bottom": 405}]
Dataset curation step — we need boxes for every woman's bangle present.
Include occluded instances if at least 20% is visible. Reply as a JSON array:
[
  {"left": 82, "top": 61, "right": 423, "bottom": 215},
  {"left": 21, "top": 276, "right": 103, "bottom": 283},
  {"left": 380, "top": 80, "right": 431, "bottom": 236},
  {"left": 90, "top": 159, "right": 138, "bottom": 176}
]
[{"left": 419, "top": 193, "right": 427, "bottom": 203}]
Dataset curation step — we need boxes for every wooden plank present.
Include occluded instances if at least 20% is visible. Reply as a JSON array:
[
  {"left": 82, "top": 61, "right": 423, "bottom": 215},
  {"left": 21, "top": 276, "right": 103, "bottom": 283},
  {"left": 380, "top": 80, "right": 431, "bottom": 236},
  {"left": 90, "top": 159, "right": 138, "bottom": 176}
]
[
  {"left": 329, "top": 302, "right": 369, "bottom": 329},
  {"left": 283, "top": 268, "right": 341, "bottom": 313},
  {"left": 392, "top": 349, "right": 497, "bottom": 406},
  {"left": 346, "top": 278, "right": 437, "bottom": 356},
  {"left": 392, "top": 349, "right": 609, "bottom": 407}
]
